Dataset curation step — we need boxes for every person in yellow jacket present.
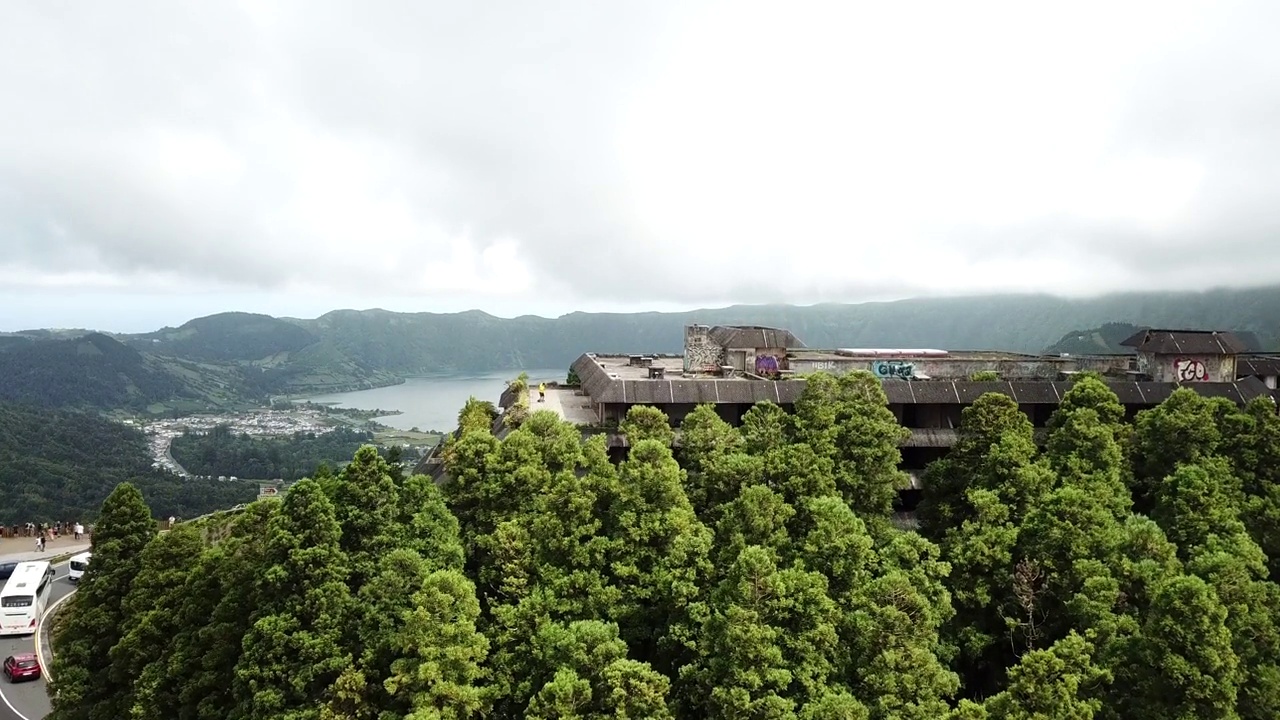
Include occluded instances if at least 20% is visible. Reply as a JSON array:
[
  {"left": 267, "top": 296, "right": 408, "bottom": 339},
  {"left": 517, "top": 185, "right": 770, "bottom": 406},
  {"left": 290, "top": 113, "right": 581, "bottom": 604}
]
[{"left": 538, "top": 382, "right": 547, "bottom": 402}]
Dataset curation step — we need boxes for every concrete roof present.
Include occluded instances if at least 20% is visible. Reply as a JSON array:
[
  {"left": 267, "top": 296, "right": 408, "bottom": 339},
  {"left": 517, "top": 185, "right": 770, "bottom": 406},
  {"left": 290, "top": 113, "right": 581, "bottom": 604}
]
[{"left": 570, "top": 353, "right": 1274, "bottom": 406}]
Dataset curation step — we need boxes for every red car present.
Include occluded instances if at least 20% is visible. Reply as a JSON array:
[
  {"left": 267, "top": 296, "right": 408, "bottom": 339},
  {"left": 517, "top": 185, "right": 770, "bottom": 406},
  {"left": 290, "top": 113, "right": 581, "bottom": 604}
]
[{"left": 3, "top": 654, "right": 41, "bottom": 682}]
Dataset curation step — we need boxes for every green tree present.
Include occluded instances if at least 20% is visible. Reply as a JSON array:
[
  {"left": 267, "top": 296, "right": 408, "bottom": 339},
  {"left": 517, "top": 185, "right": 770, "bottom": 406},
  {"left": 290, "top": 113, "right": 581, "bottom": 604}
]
[
  {"left": 232, "top": 479, "right": 355, "bottom": 719},
  {"left": 329, "top": 445, "right": 403, "bottom": 590},
  {"left": 440, "top": 429, "right": 504, "bottom": 556},
  {"left": 679, "top": 404, "right": 745, "bottom": 473},
  {"left": 1219, "top": 396, "right": 1280, "bottom": 578},
  {"left": 980, "top": 633, "right": 1108, "bottom": 720},
  {"left": 1119, "top": 573, "right": 1241, "bottom": 720},
  {"left": 917, "top": 394, "right": 1052, "bottom": 693},
  {"left": 480, "top": 436, "right": 625, "bottom": 715},
  {"left": 619, "top": 405, "right": 676, "bottom": 446},
  {"left": 917, "top": 393, "right": 1047, "bottom": 540},
  {"left": 1015, "top": 486, "right": 1126, "bottom": 647},
  {"left": 683, "top": 546, "right": 840, "bottom": 716},
  {"left": 1188, "top": 547, "right": 1280, "bottom": 719},
  {"left": 712, "top": 484, "right": 796, "bottom": 571},
  {"left": 520, "top": 409, "right": 588, "bottom": 473},
  {"left": 49, "top": 482, "right": 157, "bottom": 720},
  {"left": 457, "top": 397, "right": 499, "bottom": 434},
  {"left": 1129, "top": 389, "right": 1234, "bottom": 513},
  {"left": 609, "top": 439, "right": 713, "bottom": 672},
  {"left": 384, "top": 568, "right": 490, "bottom": 718},
  {"left": 1152, "top": 459, "right": 1249, "bottom": 560},
  {"left": 398, "top": 473, "right": 466, "bottom": 571},
  {"left": 1044, "top": 407, "right": 1131, "bottom": 520},
  {"left": 678, "top": 404, "right": 752, "bottom": 517},
  {"left": 524, "top": 621, "right": 673, "bottom": 719},
  {"left": 792, "top": 371, "right": 910, "bottom": 518},
  {"left": 739, "top": 401, "right": 793, "bottom": 455},
  {"left": 167, "top": 501, "right": 278, "bottom": 720},
  {"left": 1047, "top": 374, "right": 1127, "bottom": 435},
  {"left": 109, "top": 524, "right": 205, "bottom": 718}
]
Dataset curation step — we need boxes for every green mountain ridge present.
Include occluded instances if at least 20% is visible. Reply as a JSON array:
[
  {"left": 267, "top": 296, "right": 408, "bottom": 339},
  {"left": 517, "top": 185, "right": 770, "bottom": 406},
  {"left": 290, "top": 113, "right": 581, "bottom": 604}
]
[{"left": 7, "top": 285, "right": 1280, "bottom": 413}]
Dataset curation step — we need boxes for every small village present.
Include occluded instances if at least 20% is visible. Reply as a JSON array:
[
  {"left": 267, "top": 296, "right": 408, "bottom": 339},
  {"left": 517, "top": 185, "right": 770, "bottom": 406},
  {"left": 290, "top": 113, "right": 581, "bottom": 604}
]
[{"left": 136, "top": 407, "right": 340, "bottom": 479}]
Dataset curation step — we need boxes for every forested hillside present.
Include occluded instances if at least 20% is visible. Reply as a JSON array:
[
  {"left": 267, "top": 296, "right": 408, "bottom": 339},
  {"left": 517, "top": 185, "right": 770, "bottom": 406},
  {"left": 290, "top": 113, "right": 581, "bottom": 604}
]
[
  {"left": 0, "top": 333, "right": 190, "bottom": 409},
  {"left": 0, "top": 318, "right": 400, "bottom": 412},
  {"left": 0, "top": 402, "right": 257, "bottom": 523},
  {"left": 51, "top": 372, "right": 1280, "bottom": 719}
]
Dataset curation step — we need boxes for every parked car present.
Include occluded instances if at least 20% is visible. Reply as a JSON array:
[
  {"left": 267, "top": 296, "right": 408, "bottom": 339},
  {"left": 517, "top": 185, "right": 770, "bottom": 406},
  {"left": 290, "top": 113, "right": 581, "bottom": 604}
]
[{"left": 3, "top": 654, "right": 41, "bottom": 682}]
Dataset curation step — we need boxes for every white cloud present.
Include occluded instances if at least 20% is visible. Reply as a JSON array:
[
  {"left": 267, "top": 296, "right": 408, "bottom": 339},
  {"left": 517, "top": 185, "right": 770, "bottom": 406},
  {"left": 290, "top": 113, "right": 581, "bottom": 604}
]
[{"left": 2, "top": 0, "right": 1280, "bottom": 331}]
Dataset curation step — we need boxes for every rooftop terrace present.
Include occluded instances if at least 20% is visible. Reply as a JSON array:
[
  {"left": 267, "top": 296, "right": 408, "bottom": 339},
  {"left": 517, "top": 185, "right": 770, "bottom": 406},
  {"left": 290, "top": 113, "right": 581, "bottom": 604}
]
[{"left": 591, "top": 355, "right": 687, "bottom": 381}]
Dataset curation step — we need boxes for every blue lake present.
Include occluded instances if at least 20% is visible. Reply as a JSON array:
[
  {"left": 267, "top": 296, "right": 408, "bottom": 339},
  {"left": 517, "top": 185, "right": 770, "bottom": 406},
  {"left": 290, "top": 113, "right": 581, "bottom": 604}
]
[{"left": 302, "top": 369, "right": 564, "bottom": 433}]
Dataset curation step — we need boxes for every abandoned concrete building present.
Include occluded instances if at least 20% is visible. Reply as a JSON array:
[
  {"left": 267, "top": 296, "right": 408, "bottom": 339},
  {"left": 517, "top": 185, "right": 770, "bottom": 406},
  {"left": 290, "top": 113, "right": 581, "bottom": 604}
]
[{"left": 417, "top": 324, "right": 1280, "bottom": 488}]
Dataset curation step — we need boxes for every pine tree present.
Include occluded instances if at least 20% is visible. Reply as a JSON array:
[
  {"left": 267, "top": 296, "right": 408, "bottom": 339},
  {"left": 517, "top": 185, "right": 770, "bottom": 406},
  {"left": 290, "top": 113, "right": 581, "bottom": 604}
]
[
  {"left": 169, "top": 501, "right": 278, "bottom": 720},
  {"left": 109, "top": 523, "right": 204, "bottom": 718},
  {"left": 232, "top": 479, "right": 356, "bottom": 720},
  {"left": 328, "top": 445, "right": 403, "bottom": 590},
  {"left": 49, "top": 482, "right": 156, "bottom": 720}
]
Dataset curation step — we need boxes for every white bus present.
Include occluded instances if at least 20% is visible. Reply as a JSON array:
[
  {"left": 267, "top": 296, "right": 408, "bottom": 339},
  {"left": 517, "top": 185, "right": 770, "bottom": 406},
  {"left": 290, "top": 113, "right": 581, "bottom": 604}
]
[
  {"left": 68, "top": 552, "right": 91, "bottom": 583},
  {"left": 0, "top": 562, "right": 55, "bottom": 636}
]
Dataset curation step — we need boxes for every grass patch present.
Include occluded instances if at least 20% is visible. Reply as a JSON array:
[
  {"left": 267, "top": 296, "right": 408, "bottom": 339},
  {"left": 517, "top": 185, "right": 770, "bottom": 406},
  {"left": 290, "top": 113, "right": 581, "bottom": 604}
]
[{"left": 374, "top": 429, "right": 442, "bottom": 446}]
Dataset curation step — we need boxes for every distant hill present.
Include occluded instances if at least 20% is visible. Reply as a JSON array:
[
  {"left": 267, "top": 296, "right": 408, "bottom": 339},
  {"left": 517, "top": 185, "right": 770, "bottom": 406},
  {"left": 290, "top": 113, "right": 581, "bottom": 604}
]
[
  {"left": 1042, "top": 323, "right": 1146, "bottom": 355},
  {"left": 286, "top": 286, "right": 1280, "bottom": 372},
  {"left": 0, "top": 322, "right": 397, "bottom": 413},
  {"left": 121, "top": 312, "right": 401, "bottom": 406},
  {"left": 130, "top": 312, "right": 320, "bottom": 362},
  {"left": 7, "top": 285, "right": 1280, "bottom": 413},
  {"left": 1044, "top": 322, "right": 1268, "bottom": 356}
]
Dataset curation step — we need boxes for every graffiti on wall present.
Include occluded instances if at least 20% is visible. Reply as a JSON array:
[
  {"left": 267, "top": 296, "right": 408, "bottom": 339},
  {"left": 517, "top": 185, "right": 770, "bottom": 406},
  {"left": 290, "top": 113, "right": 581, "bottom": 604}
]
[
  {"left": 683, "top": 327, "right": 726, "bottom": 372},
  {"left": 754, "top": 351, "right": 788, "bottom": 378},
  {"left": 1174, "top": 358, "right": 1210, "bottom": 382},
  {"left": 873, "top": 360, "right": 916, "bottom": 379}
]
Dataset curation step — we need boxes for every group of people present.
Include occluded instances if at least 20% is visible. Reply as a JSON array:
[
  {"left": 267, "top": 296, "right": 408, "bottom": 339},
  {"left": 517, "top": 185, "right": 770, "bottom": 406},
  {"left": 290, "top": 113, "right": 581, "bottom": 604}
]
[{"left": 4, "top": 521, "right": 87, "bottom": 552}]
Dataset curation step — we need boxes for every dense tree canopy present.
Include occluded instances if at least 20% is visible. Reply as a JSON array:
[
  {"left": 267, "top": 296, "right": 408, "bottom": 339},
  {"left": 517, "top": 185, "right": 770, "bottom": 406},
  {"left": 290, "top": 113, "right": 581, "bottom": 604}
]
[
  {"left": 170, "top": 424, "right": 377, "bottom": 481},
  {"left": 49, "top": 371, "right": 1280, "bottom": 719}
]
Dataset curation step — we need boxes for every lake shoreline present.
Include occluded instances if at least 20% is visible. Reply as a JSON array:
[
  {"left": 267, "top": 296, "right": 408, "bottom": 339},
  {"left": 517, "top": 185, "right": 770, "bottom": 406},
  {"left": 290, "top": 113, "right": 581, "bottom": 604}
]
[{"left": 299, "top": 369, "right": 563, "bottom": 434}]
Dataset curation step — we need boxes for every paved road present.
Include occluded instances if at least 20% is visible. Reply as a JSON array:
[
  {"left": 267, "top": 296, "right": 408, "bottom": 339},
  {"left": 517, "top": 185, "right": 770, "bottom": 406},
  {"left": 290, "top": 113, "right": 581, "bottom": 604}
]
[{"left": 0, "top": 549, "right": 88, "bottom": 720}]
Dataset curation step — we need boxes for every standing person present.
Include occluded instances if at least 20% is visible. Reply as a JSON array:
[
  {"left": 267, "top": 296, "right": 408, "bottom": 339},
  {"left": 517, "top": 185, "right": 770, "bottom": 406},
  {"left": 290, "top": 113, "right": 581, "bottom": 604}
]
[
  {"left": 538, "top": 382, "right": 547, "bottom": 403},
  {"left": 73, "top": 521, "right": 83, "bottom": 541},
  {"left": 168, "top": 516, "right": 175, "bottom": 530},
  {"left": 35, "top": 535, "right": 43, "bottom": 553}
]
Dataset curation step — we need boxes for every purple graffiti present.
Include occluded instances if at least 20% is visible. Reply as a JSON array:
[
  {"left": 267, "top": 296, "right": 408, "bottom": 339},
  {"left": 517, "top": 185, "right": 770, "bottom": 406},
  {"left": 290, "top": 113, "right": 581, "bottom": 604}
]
[{"left": 755, "top": 354, "right": 780, "bottom": 376}]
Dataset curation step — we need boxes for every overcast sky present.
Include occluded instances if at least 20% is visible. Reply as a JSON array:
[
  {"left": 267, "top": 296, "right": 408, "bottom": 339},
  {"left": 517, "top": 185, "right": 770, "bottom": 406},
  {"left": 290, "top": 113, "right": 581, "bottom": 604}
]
[{"left": 3, "top": 0, "right": 1279, "bottom": 332}]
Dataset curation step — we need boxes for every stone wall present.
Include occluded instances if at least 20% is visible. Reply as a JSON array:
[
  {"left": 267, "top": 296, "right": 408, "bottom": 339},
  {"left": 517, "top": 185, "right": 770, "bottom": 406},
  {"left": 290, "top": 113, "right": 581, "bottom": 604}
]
[{"left": 1139, "top": 352, "right": 1237, "bottom": 383}]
